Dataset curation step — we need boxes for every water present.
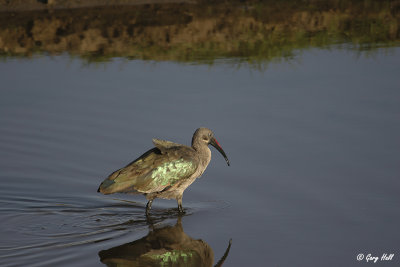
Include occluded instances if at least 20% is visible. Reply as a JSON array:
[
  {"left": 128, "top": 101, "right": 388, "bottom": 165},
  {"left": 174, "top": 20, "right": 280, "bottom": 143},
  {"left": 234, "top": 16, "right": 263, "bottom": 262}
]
[
  {"left": 1, "top": 48, "right": 399, "bottom": 266},
  {"left": 1, "top": 1, "right": 400, "bottom": 266}
]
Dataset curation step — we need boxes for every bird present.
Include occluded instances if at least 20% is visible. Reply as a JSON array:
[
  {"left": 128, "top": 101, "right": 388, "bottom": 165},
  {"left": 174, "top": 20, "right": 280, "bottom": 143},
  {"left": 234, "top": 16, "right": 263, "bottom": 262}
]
[
  {"left": 98, "top": 215, "right": 232, "bottom": 267},
  {"left": 98, "top": 127, "right": 230, "bottom": 214}
]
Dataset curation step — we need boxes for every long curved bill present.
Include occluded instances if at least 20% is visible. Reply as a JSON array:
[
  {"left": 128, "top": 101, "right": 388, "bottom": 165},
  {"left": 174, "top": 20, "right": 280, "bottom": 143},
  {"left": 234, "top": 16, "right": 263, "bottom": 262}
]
[{"left": 210, "top": 137, "right": 230, "bottom": 166}]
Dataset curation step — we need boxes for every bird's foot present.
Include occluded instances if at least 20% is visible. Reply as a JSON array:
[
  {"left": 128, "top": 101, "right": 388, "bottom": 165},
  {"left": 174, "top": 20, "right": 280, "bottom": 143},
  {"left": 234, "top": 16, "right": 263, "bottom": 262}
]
[
  {"left": 146, "top": 200, "right": 153, "bottom": 216},
  {"left": 178, "top": 204, "right": 185, "bottom": 214}
]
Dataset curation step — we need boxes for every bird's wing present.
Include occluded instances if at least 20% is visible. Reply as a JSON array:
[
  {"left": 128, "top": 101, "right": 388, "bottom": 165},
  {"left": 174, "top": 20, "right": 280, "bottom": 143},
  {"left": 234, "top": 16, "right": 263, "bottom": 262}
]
[
  {"left": 152, "top": 138, "right": 183, "bottom": 152},
  {"left": 98, "top": 144, "right": 199, "bottom": 194}
]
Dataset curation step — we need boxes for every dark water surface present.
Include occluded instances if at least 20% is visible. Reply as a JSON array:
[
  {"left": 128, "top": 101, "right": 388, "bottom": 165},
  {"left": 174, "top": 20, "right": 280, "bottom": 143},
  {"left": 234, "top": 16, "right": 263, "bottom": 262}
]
[{"left": 1, "top": 39, "right": 400, "bottom": 267}]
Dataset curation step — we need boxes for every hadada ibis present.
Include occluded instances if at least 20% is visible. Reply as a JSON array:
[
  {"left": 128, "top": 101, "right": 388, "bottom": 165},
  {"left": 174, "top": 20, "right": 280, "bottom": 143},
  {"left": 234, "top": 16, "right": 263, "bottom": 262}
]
[{"left": 97, "top": 128, "right": 230, "bottom": 214}]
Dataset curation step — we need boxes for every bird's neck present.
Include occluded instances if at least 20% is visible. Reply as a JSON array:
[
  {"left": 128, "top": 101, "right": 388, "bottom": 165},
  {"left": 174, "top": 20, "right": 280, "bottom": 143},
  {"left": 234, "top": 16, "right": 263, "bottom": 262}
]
[
  {"left": 192, "top": 139, "right": 205, "bottom": 152},
  {"left": 192, "top": 140, "right": 212, "bottom": 168}
]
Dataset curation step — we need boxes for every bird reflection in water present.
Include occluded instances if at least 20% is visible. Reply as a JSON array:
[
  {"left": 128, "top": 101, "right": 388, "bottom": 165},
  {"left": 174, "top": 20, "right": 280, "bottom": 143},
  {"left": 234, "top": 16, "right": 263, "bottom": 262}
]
[{"left": 98, "top": 215, "right": 232, "bottom": 267}]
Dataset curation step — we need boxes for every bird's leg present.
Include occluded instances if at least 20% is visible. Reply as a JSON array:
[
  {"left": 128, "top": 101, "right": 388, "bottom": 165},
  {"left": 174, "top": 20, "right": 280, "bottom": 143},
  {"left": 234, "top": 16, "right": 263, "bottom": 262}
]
[
  {"left": 177, "top": 196, "right": 184, "bottom": 213},
  {"left": 146, "top": 200, "right": 153, "bottom": 215}
]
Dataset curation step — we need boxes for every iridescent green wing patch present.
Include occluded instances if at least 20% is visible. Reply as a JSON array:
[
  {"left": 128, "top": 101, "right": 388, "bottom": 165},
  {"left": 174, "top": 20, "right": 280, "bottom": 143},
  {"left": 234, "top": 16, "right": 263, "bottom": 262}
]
[
  {"left": 142, "top": 249, "right": 200, "bottom": 266},
  {"left": 141, "top": 158, "right": 197, "bottom": 192},
  {"left": 128, "top": 145, "right": 198, "bottom": 193}
]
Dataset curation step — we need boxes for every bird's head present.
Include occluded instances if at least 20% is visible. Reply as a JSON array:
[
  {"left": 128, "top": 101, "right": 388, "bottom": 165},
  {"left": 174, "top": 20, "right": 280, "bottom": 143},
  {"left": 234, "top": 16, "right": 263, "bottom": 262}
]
[{"left": 193, "top": 127, "right": 230, "bottom": 166}]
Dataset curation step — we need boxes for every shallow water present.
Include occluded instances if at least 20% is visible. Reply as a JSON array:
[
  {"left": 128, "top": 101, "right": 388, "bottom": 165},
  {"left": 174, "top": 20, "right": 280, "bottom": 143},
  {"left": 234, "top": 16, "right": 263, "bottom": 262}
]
[{"left": 1, "top": 47, "right": 399, "bottom": 266}]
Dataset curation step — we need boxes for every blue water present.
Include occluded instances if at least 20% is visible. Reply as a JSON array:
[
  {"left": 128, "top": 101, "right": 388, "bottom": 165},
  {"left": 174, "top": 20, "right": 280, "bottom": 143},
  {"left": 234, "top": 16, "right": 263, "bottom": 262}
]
[{"left": 0, "top": 48, "right": 399, "bottom": 266}]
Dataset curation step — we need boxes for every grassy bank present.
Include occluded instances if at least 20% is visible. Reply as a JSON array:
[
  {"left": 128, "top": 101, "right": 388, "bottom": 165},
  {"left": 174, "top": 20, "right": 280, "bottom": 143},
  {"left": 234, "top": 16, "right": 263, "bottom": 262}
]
[{"left": 0, "top": 0, "right": 399, "bottom": 64}]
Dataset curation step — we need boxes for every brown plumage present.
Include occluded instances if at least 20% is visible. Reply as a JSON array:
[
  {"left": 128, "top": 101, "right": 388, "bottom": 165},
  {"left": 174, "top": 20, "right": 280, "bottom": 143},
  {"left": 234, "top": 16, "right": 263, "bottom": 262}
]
[{"left": 98, "top": 128, "right": 230, "bottom": 214}]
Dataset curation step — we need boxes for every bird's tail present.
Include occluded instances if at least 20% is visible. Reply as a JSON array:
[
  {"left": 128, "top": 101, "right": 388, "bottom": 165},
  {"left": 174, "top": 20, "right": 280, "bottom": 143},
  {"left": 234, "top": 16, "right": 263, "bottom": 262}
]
[
  {"left": 98, "top": 168, "right": 142, "bottom": 194},
  {"left": 97, "top": 169, "right": 123, "bottom": 194},
  {"left": 97, "top": 179, "right": 114, "bottom": 194}
]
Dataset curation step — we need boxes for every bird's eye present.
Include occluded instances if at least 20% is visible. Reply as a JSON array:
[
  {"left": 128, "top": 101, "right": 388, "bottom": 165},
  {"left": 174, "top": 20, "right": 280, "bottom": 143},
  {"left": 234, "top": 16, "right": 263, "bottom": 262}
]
[{"left": 203, "top": 136, "right": 208, "bottom": 141}]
